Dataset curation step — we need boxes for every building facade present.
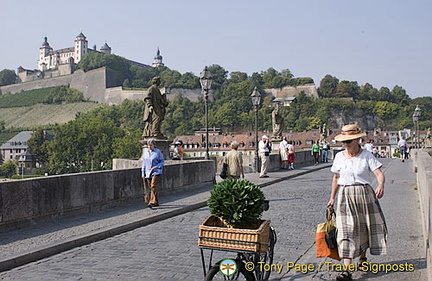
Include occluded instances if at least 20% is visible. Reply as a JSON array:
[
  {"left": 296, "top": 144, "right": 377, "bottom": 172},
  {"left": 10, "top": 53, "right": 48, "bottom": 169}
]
[
  {"left": 37, "top": 32, "right": 111, "bottom": 72},
  {"left": 0, "top": 131, "right": 32, "bottom": 162}
]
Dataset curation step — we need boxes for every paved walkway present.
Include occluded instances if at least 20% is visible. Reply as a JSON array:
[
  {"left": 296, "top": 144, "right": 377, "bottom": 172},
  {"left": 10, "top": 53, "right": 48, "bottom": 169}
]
[
  {"left": 0, "top": 158, "right": 428, "bottom": 281},
  {"left": 0, "top": 163, "right": 330, "bottom": 272}
]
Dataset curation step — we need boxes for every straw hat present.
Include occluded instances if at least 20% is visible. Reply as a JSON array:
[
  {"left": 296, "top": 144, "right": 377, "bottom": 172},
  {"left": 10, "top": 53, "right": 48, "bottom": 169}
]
[{"left": 334, "top": 124, "right": 366, "bottom": 142}]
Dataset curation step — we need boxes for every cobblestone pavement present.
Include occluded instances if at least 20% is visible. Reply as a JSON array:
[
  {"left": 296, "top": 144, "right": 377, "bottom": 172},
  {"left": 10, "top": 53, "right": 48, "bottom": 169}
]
[{"left": 0, "top": 158, "right": 427, "bottom": 280}]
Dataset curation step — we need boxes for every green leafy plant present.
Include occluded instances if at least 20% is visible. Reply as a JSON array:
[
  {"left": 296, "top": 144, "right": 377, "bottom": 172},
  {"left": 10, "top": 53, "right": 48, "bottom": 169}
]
[{"left": 207, "top": 178, "right": 265, "bottom": 228}]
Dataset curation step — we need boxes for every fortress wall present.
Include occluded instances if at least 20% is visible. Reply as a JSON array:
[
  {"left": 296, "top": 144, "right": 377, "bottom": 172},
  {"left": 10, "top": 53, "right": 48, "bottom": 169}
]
[
  {"left": 70, "top": 68, "right": 108, "bottom": 103},
  {"left": 166, "top": 88, "right": 209, "bottom": 102},
  {"left": 105, "top": 87, "right": 145, "bottom": 105},
  {"left": 264, "top": 84, "right": 319, "bottom": 98},
  {"left": 0, "top": 74, "right": 74, "bottom": 95},
  {"left": 104, "top": 87, "right": 210, "bottom": 105}
]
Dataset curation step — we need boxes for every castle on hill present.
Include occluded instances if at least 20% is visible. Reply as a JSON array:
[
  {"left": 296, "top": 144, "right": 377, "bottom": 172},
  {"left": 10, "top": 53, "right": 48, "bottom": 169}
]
[{"left": 17, "top": 32, "right": 163, "bottom": 83}]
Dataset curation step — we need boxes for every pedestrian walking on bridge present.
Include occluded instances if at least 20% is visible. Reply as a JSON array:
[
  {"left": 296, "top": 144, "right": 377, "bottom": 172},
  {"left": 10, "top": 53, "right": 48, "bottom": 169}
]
[
  {"left": 328, "top": 124, "right": 387, "bottom": 281},
  {"left": 142, "top": 138, "right": 165, "bottom": 208}
]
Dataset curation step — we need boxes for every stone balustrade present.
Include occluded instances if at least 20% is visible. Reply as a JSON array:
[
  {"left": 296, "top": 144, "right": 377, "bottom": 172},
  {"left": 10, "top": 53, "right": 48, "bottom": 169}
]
[{"left": 0, "top": 160, "right": 215, "bottom": 230}]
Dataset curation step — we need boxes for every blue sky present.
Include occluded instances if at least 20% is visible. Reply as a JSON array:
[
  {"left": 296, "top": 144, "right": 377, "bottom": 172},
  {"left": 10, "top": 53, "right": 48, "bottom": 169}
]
[{"left": 2, "top": 0, "right": 431, "bottom": 98}]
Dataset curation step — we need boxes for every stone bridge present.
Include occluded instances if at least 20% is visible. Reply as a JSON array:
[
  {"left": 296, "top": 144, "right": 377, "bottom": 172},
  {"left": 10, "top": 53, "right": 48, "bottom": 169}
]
[{"left": 0, "top": 151, "right": 430, "bottom": 280}]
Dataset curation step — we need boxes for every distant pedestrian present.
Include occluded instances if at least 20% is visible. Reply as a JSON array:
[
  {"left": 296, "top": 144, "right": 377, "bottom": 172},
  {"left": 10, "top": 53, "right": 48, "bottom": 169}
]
[
  {"left": 363, "top": 140, "right": 374, "bottom": 154},
  {"left": 311, "top": 140, "right": 320, "bottom": 165},
  {"left": 328, "top": 124, "right": 387, "bottom": 281},
  {"left": 172, "top": 141, "right": 184, "bottom": 160},
  {"left": 258, "top": 135, "right": 270, "bottom": 178},
  {"left": 279, "top": 136, "right": 289, "bottom": 169},
  {"left": 372, "top": 147, "right": 379, "bottom": 158},
  {"left": 225, "top": 141, "right": 244, "bottom": 179},
  {"left": 287, "top": 140, "right": 295, "bottom": 169},
  {"left": 321, "top": 139, "right": 330, "bottom": 163},
  {"left": 398, "top": 137, "right": 408, "bottom": 162},
  {"left": 141, "top": 139, "right": 164, "bottom": 208}
]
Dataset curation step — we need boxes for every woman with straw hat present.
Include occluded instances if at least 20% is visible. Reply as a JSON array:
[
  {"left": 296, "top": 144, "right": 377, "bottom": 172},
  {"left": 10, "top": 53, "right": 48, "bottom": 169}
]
[{"left": 328, "top": 124, "right": 387, "bottom": 281}]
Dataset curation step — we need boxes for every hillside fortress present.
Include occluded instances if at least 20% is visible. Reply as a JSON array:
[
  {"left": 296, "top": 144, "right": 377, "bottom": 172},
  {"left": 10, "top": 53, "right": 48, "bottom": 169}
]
[
  {"left": 37, "top": 33, "right": 112, "bottom": 72},
  {"left": 1, "top": 32, "right": 318, "bottom": 105},
  {"left": 16, "top": 32, "right": 163, "bottom": 84}
]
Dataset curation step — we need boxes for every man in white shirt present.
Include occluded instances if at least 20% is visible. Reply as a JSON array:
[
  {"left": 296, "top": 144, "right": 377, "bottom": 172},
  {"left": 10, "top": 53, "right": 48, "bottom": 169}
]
[
  {"left": 258, "top": 135, "right": 270, "bottom": 178},
  {"left": 397, "top": 138, "right": 408, "bottom": 162}
]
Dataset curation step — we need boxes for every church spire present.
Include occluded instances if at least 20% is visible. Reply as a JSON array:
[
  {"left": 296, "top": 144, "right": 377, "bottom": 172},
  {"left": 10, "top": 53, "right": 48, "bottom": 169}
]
[{"left": 152, "top": 47, "right": 164, "bottom": 67}]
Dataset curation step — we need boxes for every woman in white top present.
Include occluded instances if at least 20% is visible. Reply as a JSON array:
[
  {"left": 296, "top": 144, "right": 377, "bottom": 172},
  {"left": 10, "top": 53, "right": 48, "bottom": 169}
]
[{"left": 328, "top": 124, "right": 387, "bottom": 281}]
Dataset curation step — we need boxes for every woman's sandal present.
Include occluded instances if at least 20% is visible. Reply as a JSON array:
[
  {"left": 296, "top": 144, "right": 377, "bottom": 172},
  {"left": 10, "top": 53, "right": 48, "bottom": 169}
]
[
  {"left": 336, "top": 270, "right": 352, "bottom": 281},
  {"left": 358, "top": 257, "right": 368, "bottom": 271}
]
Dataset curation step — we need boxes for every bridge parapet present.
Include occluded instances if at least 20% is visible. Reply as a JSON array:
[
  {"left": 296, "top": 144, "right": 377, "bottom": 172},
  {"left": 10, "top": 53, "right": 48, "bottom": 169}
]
[
  {"left": 0, "top": 160, "right": 215, "bottom": 230},
  {"left": 413, "top": 149, "right": 432, "bottom": 281}
]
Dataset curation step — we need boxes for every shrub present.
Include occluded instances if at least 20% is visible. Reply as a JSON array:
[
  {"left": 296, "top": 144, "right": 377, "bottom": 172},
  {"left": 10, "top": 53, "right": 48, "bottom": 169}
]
[
  {"left": 207, "top": 178, "right": 265, "bottom": 228},
  {"left": 0, "top": 160, "right": 17, "bottom": 178}
]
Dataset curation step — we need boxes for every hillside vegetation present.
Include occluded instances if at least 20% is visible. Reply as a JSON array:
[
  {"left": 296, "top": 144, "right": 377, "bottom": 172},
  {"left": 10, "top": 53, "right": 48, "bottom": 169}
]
[
  {"left": 0, "top": 102, "right": 104, "bottom": 128},
  {"left": 0, "top": 61, "right": 431, "bottom": 176}
]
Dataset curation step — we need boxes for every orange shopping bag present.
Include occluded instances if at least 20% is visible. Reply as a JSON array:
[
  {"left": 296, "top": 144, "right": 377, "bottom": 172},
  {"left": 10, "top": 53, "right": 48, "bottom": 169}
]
[{"left": 316, "top": 206, "right": 341, "bottom": 261}]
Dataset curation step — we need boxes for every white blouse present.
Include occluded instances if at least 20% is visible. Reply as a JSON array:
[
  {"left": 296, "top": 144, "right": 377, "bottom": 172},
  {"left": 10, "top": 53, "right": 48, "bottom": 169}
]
[{"left": 331, "top": 150, "right": 382, "bottom": 185}]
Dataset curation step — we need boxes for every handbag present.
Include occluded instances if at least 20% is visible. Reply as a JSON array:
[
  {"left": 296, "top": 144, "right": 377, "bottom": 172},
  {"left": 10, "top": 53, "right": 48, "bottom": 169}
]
[
  {"left": 220, "top": 159, "right": 228, "bottom": 179},
  {"left": 316, "top": 206, "right": 340, "bottom": 260}
]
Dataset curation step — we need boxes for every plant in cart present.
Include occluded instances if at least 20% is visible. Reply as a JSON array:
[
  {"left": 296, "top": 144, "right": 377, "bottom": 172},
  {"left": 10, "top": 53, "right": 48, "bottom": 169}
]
[
  {"left": 198, "top": 178, "right": 277, "bottom": 281},
  {"left": 207, "top": 178, "right": 265, "bottom": 228}
]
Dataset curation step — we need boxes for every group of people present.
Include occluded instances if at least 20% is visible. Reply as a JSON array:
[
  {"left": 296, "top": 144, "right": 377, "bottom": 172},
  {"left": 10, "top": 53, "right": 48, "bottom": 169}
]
[
  {"left": 139, "top": 79, "right": 388, "bottom": 281},
  {"left": 278, "top": 136, "right": 296, "bottom": 170},
  {"left": 310, "top": 139, "right": 331, "bottom": 165},
  {"left": 141, "top": 125, "right": 388, "bottom": 281}
]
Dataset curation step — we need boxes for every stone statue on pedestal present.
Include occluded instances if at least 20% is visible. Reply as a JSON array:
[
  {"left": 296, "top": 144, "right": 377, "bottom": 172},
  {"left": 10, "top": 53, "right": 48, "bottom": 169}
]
[
  {"left": 142, "top": 77, "right": 169, "bottom": 139},
  {"left": 272, "top": 103, "right": 284, "bottom": 141},
  {"left": 141, "top": 76, "right": 170, "bottom": 159}
]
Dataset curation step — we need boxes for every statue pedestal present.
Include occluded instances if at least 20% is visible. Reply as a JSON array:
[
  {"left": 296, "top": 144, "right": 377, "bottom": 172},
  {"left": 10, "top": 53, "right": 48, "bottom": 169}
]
[
  {"left": 271, "top": 139, "right": 282, "bottom": 154},
  {"left": 140, "top": 138, "right": 171, "bottom": 160}
]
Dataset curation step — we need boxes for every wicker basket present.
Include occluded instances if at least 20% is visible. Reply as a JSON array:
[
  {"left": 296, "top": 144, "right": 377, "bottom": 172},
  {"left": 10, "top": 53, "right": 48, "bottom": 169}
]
[{"left": 198, "top": 215, "right": 271, "bottom": 253}]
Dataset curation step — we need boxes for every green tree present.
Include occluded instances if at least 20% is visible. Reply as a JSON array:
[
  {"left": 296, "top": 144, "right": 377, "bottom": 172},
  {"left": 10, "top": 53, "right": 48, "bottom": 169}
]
[
  {"left": 112, "top": 128, "right": 142, "bottom": 159},
  {"left": 0, "top": 160, "right": 17, "bottom": 178},
  {"left": 77, "top": 52, "right": 131, "bottom": 77},
  {"left": 48, "top": 115, "right": 124, "bottom": 174},
  {"left": 262, "top": 67, "right": 279, "bottom": 88},
  {"left": 177, "top": 72, "right": 200, "bottom": 89},
  {"left": 27, "top": 127, "right": 51, "bottom": 167},
  {"left": 160, "top": 68, "right": 182, "bottom": 88},
  {"left": 207, "top": 65, "right": 228, "bottom": 90},
  {"left": 0, "top": 69, "right": 17, "bottom": 86},
  {"left": 318, "top": 75, "right": 339, "bottom": 98},
  {"left": 334, "top": 81, "right": 351, "bottom": 98},
  {"left": 390, "top": 85, "right": 411, "bottom": 106}
]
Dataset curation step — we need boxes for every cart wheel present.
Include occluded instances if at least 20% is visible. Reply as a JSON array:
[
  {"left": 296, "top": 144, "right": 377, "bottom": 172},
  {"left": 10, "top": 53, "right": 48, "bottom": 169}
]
[
  {"left": 256, "top": 227, "right": 277, "bottom": 281},
  {"left": 204, "top": 262, "right": 255, "bottom": 281}
]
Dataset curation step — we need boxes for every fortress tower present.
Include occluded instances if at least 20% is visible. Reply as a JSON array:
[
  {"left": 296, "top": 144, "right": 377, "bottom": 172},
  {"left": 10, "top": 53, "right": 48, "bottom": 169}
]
[
  {"left": 152, "top": 47, "right": 164, "bottom": 67},
  {"left": 74, "top": 32, "right": 88, "bottom": 63},
  {"left": 100, "top": 42, "right": 112, "bottom": 54},
  {"left": 38, "top": 37, "right": 52, "bottom": 71}
]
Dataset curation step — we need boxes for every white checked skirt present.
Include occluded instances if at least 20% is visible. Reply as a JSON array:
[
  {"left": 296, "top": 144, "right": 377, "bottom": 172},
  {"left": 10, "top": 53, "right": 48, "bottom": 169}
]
[{"left": 335, "top": 184, "right": 388, "bottom": 259}]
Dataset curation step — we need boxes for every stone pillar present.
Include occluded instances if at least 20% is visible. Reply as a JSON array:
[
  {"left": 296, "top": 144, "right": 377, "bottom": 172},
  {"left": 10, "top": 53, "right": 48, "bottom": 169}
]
[
  {"left": 271, "top": 138, "right": 282, "bottom": 154},
  {"left": 140, "top": 138, "right": 171, "bottom": 160}
]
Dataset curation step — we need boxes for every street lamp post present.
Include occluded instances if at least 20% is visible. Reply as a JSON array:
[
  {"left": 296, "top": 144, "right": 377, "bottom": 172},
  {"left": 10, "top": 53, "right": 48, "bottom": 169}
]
[
  {"left": 200, "top": 67, "right": 213, "bottom": 160},
  {"left": 251, "top": 87, "right": 261, "bottom": 173},
  {"left": 412, "top": 105, "right": 421, "bottom": 149}
]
